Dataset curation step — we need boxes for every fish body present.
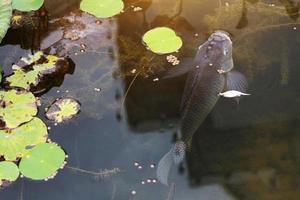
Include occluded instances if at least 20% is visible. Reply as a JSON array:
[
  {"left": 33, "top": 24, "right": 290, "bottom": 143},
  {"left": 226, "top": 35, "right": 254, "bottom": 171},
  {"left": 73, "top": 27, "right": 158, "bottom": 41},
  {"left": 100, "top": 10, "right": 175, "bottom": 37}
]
[{"left": 157, "top": 31, "right": 249, "bottom": 185}]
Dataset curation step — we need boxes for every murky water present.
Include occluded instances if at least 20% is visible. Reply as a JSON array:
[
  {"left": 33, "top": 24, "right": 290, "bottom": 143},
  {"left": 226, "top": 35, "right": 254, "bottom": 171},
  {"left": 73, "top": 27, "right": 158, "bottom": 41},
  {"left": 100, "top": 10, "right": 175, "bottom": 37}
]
[{"left": 1, "top": 0, "right": 300, "bottom": 199}]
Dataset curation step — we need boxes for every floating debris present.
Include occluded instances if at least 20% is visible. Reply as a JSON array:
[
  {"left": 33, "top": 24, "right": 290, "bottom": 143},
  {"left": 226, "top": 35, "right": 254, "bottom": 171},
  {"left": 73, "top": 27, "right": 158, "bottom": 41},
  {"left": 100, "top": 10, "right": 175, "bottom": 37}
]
[
  {"left": 133, "top": 7, "right": 142, "bottom": 12},
  {"left": 219, "top": 90, "right": 250, "bottom": 98},
  {"left": 131, "top": 190, "right": 137, "bottom": 195},
  {"left": 45, "top": 98, "right": 81, "bottom": 123},
  {"left": 166, "top": 55, "right": 180, "bottom": 65}
]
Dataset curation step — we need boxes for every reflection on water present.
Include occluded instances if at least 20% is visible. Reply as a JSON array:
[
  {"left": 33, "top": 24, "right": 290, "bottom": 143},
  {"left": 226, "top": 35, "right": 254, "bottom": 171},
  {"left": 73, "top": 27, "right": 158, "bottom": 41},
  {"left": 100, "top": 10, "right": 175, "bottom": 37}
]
[{"left": 1, "top": 0, "right": 300, "bottom": 199}]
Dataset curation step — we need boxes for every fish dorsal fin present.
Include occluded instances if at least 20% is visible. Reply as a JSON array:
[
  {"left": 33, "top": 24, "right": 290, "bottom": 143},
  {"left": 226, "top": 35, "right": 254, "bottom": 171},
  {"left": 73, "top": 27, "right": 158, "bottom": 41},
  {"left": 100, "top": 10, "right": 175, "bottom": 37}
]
[{"left": 226, "top": 70, "right": 248, "bottom": 93}]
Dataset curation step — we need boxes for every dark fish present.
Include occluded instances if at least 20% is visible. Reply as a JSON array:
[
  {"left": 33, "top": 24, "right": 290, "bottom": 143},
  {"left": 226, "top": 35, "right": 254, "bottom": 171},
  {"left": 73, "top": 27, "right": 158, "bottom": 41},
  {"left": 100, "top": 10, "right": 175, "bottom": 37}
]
[{"left": 157, "top": 31, "right": 248, "bottom": 185}]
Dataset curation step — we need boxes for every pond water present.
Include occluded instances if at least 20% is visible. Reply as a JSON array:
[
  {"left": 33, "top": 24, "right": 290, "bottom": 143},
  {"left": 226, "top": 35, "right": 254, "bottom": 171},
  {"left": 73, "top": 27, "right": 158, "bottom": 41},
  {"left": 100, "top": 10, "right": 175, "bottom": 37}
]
[{"left": 1, "top": 0, "right": 300, "bottom": 199}]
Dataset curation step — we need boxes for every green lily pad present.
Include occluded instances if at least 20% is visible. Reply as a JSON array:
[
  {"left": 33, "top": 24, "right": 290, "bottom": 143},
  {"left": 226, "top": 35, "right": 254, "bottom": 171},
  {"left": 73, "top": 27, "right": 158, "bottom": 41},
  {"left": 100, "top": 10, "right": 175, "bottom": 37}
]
[
  {"left": 0, "top": 161, "right": 19, "bottom": 184},
  {"left": 19, "top": 143, "right": 66, "bottom": 180},
  {"left": 0, "top": 0, "right": 12, "bottom": 43},
  {"left": 12, "top": 0, "right": 44, "bottom": 12},
  {"left": 0, "top": 89, "right": 37, "bottom": 129},
  {"left": 0, "top": 117, "right": 48, "bottom": 161},
  {"left": 5, "top": 51, "right": 71, "bottom": 94},
  {"left": 142, "top": 27, "right": 183, "bottom": 54},
  {"left": 45, "top": 98, "right": 80, "bottom": 123},
  {"left": 80, "top": 0, "right": 124, "bottom": 18}
]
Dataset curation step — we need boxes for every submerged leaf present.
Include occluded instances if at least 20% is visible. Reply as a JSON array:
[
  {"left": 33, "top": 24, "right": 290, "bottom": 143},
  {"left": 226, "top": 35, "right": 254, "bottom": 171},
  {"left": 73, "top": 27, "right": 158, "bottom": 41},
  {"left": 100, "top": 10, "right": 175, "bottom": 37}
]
[
  {"left": 12, "top": 0, "right": 44, "bottom": 12},
  {"left": 45, "top": 98, "right": 80, "bottom": 123},
  {"left": 0, "top": 117, "right": 48, "bottom": 161},
  {"left": 80, "top": 0, "right": 124, "bottom": 18},
  {"left": 19, "top": 143, "right": 66, "bottom": 180},
  {"left": 142, "top": 27, "right": 183, "bottom": 54},
  {"left": 0, "top": 161, "right": 19, "bottom": 183},
  {"left": 0, "top": 89, "right": 37, "bottom": 129},
  {"left": 0, "top": 0, "right": 12, "bottom": 43},
  {"left": 5, "top": 51, "right": 72, "bottom": 94}
]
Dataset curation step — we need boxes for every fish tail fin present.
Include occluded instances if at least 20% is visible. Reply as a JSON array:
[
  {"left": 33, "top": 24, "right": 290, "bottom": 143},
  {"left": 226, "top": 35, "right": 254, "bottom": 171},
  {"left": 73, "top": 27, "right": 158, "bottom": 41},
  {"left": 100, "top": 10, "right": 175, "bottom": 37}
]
[{"left": 156, "top": 141, "right": 186, "bottom": 185}]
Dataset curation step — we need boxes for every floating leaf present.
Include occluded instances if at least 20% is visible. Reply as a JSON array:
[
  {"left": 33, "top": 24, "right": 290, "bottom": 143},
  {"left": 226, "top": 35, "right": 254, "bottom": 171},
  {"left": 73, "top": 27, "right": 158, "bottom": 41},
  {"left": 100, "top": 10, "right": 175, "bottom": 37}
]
[
  {"left": 0, "top": 161, "right": 19, "bottom": 184},
  {"left": 0, "top": 0, "right": 12, "bottom": 43},
  {"left": 142, "top": 27, "right": 183, "bottom": 54},
  {"left": 0, "top": 89, "right": 37, "bottom": 129},
  {"left": 19, "top": 143, "right": 66, "bottom": 180},
  {"left": 5, "top": 51, "right": 71, "bottom": 94},
  {"left": 80, "top": 0, "right": 124, "bottom": 18},
  {"left": 0, "top": 117, "right": 48, "bottom": 161},
  {"left": 12, "top": 0, "right": 44, "bottom": 12},
  {"left": 46, "top": 98, "right": 80, "bottom": 123}
]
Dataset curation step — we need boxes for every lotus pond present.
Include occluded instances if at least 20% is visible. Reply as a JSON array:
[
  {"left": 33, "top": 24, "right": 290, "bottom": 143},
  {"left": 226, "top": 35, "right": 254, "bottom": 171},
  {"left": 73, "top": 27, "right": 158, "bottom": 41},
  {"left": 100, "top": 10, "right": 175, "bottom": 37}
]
[{"left": 0, "top": 0, "right": 300, "bottom": 199}]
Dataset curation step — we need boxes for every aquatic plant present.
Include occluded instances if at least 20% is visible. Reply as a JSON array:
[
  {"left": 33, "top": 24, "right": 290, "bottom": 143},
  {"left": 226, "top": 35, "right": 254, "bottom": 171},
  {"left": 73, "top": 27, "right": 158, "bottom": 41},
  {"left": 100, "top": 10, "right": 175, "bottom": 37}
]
[
  {"left": 142, "top": 27, "right": 183, "bottom": 54},
  {"left": 0, "top": 0, "right": 12, "bottom": 43},
  {"left": 0, "top": 117, "right": 48, "bottom": 161},
  {"left": 12, "top": 0, "right": 44, "bottom": 12},
  {"left": 80, "top": 0, "right": 124, "bottom": 18},
  {"left": 45, "top": 98, "right": 81, "bottom": 123},
  {"left": 5, "top": 51, "right": 71, "bottom": 94},
  {"left": 19, "top": 143, "right": 66, "bottom": 180},
  {"left": 0, "top": 161, "right": 19, "bottom": 185},
  {"left": 0, "top": 89, "right": 37, "bottom": 129}
]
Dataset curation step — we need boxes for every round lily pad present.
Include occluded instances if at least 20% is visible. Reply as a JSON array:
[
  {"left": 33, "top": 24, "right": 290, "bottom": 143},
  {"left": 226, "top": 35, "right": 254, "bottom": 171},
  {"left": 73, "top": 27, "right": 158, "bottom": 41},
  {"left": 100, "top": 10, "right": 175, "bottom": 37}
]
[
  {"left": 142, "top": 27, "right": 183, "bottom": 54},
  {"left": 0, "top": 89, "right": 37, "bottom": 129},
  {"left": 12, "top": 0, "right": 44, "bottom": 12},
  {"left": 45, "top": 98, "right": 80, "bottom": 123},
  {"left": 0, "top": 0, "right": 12, "bottom": 43},
  {"left": 0, "top": 161, "right": 19, "bottom": 183},
  {"left": 19, "top": 143, "right": 66, "bottom": 180},
  {"left": 0, "top": 117, "right": 48, "bottom": 161},
  {"left": 80, "top": 0, "right": 124, "bottom": 18}
]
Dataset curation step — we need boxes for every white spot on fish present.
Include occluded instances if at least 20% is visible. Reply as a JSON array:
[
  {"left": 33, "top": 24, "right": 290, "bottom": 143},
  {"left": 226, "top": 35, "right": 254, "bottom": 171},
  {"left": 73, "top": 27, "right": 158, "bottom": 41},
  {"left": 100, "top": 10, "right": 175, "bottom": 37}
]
[{"left": 219, "top": 90, "right": 250, "bottom": 98}]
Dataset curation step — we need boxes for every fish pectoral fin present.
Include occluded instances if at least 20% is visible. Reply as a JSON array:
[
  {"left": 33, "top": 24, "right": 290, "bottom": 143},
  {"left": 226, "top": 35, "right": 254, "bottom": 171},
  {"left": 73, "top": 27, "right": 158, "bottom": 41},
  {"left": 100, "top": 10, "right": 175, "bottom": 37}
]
[
  {"left": 160, "top": 57, "right": 195, "bottom": 79},
  {"left": 225, "top": 70, "right": 248, "bottom": 93}
]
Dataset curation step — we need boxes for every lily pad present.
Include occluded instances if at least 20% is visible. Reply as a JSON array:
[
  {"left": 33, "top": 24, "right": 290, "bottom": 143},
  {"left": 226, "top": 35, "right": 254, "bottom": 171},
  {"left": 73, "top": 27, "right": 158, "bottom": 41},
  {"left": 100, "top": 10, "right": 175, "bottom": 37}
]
[
  {"left": 142, "top": 27, "right": 183, "bottom": 54},
  {"left": 5, "top": 51, "right": 71, "bottom": 94},
  {"left": 45, "top": 98, "right": 80, "bottom": 123},
  {"left": 0, "top": 161, "right": 19, "bottom": 184},
  {"left": 0, "top": 0, "right": 12, "bottom": 43},
  {"left": 12, "top": 0, "right": 44, "bottom": 12},
  {"left": 80, "top": 0, "right": 124, "bottom": 18},
  {"left": 19, "top": 143, "right": 66, "bottom": 180},
  {"left": 0, "top": 117, "right": 48, "bottom": 161},
  {"left": 0, "top": 89, "right": 37, "bottom": 129}
]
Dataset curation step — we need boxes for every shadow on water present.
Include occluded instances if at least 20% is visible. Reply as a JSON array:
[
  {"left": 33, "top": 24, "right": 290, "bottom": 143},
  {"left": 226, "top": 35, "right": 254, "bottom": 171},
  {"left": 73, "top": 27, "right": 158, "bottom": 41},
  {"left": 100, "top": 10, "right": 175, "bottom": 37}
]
[{"left": 0, "top": 0, "right": 300, "bottom": 200}]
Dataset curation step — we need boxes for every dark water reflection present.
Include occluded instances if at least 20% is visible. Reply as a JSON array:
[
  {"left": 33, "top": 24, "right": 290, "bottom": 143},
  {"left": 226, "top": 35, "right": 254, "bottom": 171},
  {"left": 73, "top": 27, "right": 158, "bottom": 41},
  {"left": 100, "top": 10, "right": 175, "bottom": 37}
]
[{"left": 1, "top": 0, "right": 300, "bottom": 199}]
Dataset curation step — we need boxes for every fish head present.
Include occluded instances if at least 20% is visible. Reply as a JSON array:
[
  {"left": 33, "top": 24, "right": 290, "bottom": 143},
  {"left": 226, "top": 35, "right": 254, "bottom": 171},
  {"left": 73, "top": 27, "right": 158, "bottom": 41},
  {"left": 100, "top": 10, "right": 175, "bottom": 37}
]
[{"left": 195, "top": 31, "right": 234, "bottom": 73}]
